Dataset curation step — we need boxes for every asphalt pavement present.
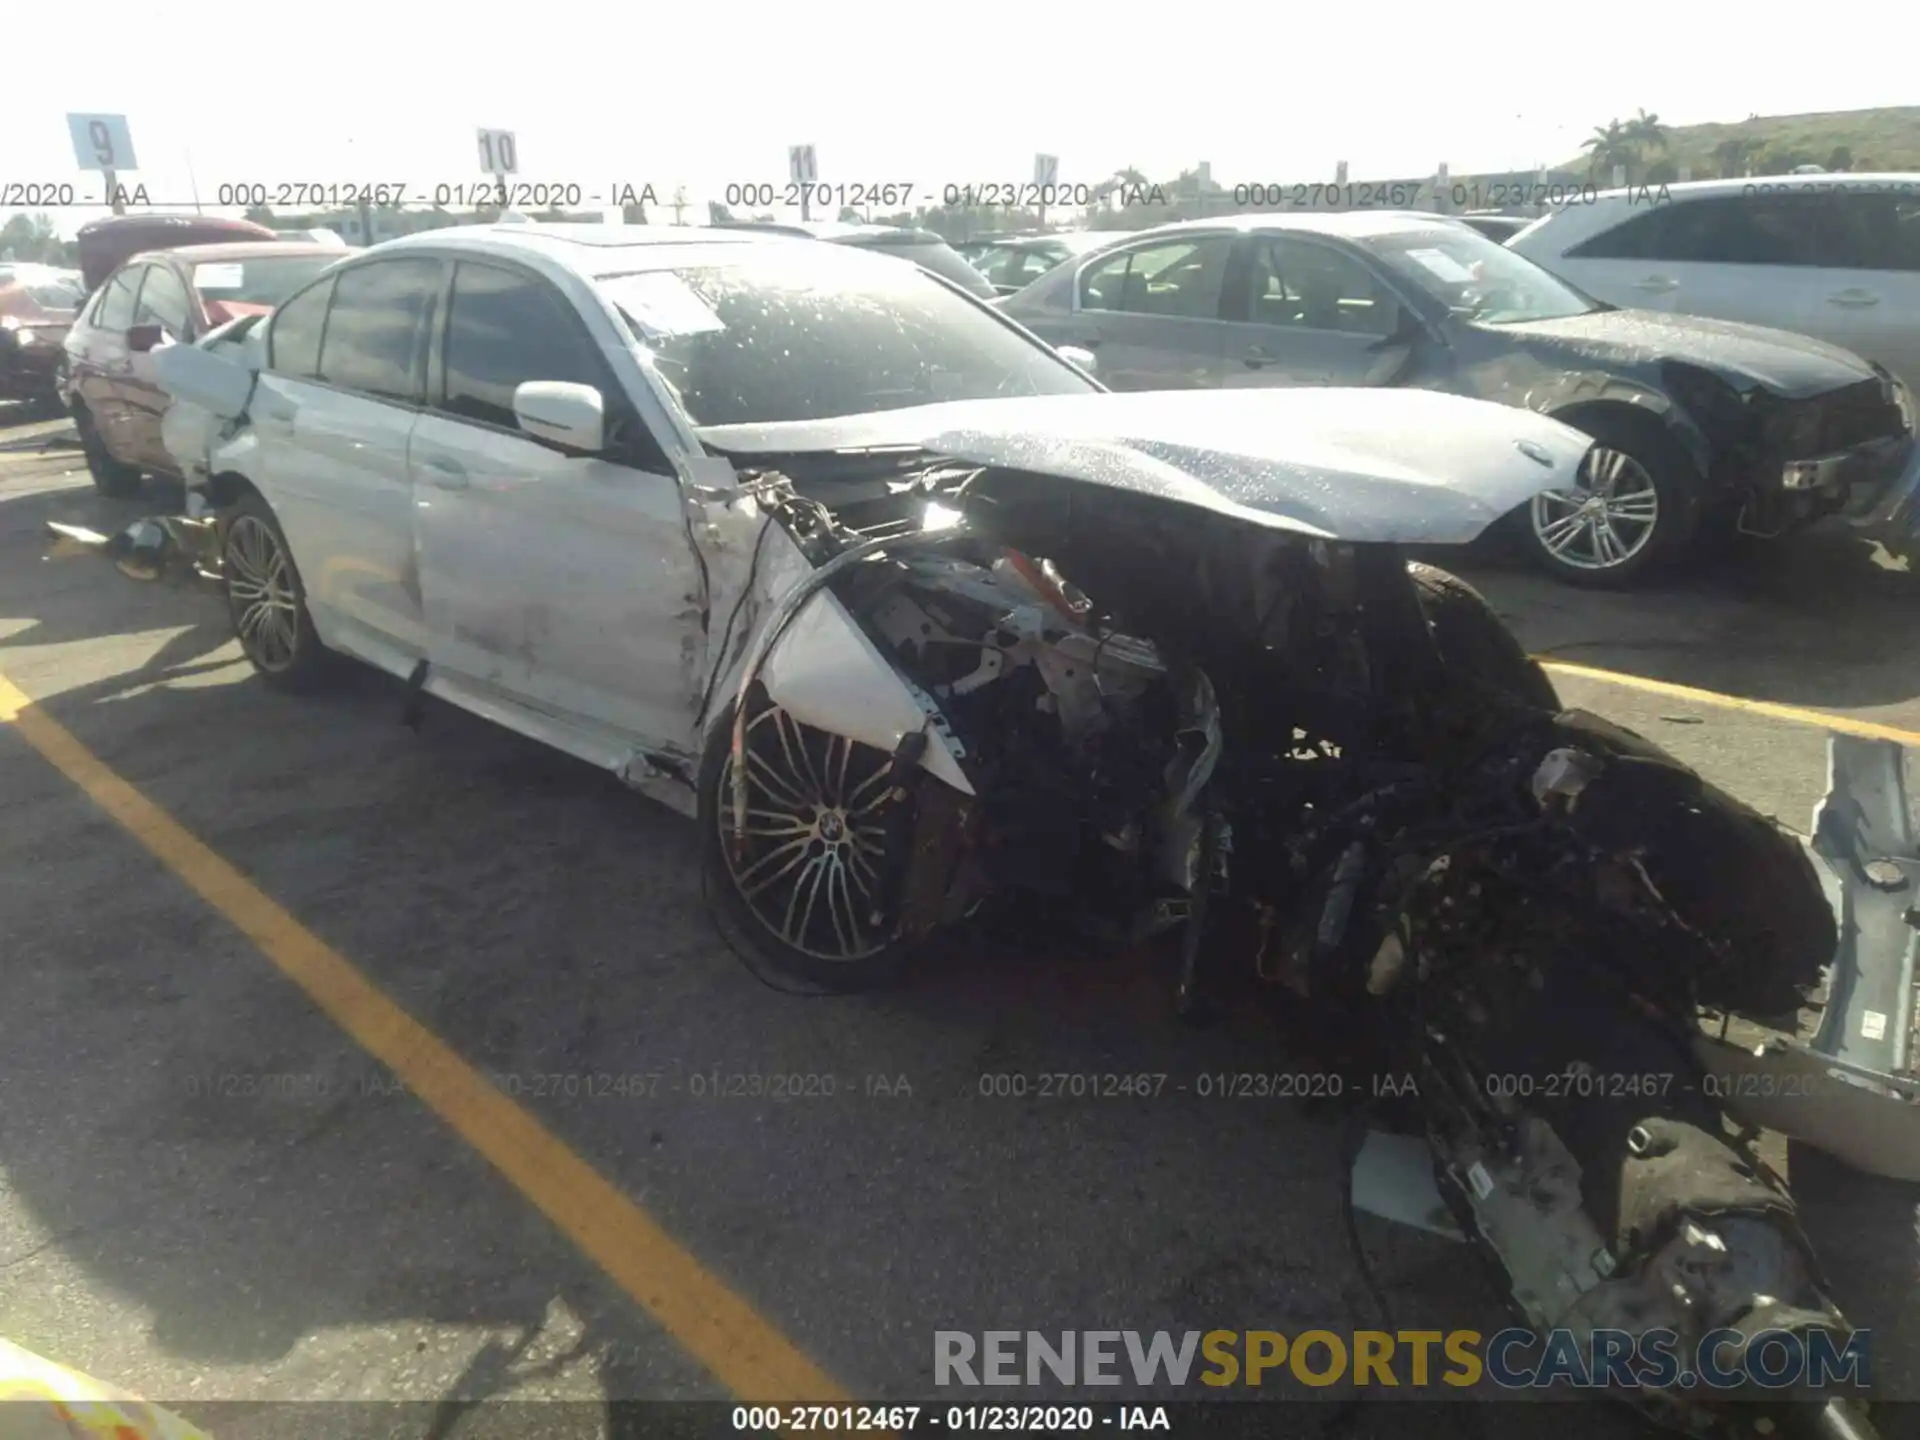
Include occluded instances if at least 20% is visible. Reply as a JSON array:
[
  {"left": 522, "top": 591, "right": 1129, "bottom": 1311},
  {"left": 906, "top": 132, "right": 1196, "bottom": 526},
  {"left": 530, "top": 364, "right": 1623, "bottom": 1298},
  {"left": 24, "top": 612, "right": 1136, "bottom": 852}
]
[{"left": 2, "top": 399, "right": 1915, "bottom": 1440}]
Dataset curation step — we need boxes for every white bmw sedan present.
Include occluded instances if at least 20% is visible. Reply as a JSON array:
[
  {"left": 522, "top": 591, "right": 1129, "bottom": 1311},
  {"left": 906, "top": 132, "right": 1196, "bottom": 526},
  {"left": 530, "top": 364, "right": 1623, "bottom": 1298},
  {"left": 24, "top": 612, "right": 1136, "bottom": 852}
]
[{"left": 155, "top": 223, "right": 1600, "bottom": 989}]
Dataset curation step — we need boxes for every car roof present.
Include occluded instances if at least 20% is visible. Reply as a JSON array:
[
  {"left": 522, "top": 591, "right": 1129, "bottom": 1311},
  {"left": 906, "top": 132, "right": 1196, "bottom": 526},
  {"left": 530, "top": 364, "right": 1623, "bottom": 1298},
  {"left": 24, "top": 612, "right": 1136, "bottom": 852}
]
[
  {"left": 1576, "top": 171, "right": 1918, "bottom": 202},
  {"left": 714, "top": 220, "right": 953, "bottom": 246},
  {"left": 141, "top": 241, "right": 344, "bottom": 265},
  {"left": 1133, "top": 210, "right": 1475, "bottom": 242},
  {"left": 369, "top": 222, "right": 818, "bottom": 276},
  {"left": 991, "top": 231, "right": 1112, "bottom": 250}
]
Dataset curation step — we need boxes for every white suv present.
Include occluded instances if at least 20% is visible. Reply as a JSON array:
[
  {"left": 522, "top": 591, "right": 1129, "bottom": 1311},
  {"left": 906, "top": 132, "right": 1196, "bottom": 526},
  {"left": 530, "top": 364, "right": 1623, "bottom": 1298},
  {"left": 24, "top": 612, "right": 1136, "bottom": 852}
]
[{"left": 1509, "top": 174, "right": 1920, "bottom": 395}]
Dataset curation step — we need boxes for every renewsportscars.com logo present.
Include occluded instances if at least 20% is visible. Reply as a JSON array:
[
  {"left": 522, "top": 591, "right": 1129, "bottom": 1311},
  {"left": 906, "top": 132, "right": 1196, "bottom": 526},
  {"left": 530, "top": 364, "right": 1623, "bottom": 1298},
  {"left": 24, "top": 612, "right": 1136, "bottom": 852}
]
[{"left": 934, "top": 1328, "right": 1871, "bottom": 1391}]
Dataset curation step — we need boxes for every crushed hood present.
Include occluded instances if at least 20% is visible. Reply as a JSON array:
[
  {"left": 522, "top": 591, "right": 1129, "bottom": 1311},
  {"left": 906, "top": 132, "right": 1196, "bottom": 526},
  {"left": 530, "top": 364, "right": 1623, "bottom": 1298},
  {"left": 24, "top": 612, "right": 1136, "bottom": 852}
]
[
  {"left": 701, "top": 389, "right": 1595, "bottom": 544},
  {"left": 1497, "top": 310, "right": 1881, "bottom": 400}
]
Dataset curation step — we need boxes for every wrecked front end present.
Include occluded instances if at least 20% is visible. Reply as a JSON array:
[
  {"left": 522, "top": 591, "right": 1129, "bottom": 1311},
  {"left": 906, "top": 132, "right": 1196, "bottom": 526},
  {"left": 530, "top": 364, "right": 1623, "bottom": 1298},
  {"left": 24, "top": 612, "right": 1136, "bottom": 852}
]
[{"left": 698, "top": 396, "right": 1892, "bottom": 1437}]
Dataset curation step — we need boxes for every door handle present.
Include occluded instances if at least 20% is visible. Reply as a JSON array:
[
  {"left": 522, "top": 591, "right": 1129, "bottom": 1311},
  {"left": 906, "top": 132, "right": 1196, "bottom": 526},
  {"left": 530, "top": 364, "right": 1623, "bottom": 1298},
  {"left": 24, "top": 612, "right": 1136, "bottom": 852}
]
[
  {"left": 1634, "top": 275, "right": 1679, "bottom": 293},
  {"left": 1827, "top": 289, "right": 1880, "bottom": 308},
  {"left": 423, "top": 457, "right": 469, "bottom": 490}
]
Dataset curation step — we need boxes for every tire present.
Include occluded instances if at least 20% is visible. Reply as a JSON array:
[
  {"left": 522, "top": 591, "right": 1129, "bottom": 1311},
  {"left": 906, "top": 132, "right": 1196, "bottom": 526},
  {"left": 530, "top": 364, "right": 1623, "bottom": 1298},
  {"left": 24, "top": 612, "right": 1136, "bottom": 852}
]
[
  {"left": 75, "top": 404, "right": 143, "bottom": 498},
  {"left": 697, "top": 688, "right": 923, "bottom": 993},
  {"left": 1409, "top": 562, "right": 1559, "bottom": 709},
  {"left": 221, "top": 491, "right": 329, "bottom": 691},
  {"left": 1518, "top": 411, "right": 1703, "bottom": 589}
]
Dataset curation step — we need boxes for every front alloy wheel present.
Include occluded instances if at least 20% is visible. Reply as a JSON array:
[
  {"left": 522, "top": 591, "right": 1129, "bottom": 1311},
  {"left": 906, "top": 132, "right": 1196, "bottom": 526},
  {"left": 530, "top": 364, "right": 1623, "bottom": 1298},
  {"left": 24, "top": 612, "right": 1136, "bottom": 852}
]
[
  {"left": 721, "top": 703, "right": 898, "bottom": 961},
  {"left": 699, "top": 692, "right": 919, "bottom": 992},
  {"left": 1528, "top": 445, "right": 1661, "bottom": 573}
]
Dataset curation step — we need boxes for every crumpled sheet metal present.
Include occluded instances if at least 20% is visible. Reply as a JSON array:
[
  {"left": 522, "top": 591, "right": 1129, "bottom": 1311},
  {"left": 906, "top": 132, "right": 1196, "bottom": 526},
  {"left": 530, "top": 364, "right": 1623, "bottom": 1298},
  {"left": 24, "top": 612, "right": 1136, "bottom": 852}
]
[
  {"left": 1695, "top": 732, "right": 1920, "bottom": 1184},
  {"left": 0, "top": 1336, "right": 210, "bottom": 1440}
]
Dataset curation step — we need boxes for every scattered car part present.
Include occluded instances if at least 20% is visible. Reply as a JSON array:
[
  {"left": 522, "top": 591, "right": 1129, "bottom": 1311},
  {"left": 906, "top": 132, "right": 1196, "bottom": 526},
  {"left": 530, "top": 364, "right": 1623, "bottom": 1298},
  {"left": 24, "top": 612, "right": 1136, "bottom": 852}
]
[{"left": 1696, "top": 733, "right": 1920, "bottom": 1184}]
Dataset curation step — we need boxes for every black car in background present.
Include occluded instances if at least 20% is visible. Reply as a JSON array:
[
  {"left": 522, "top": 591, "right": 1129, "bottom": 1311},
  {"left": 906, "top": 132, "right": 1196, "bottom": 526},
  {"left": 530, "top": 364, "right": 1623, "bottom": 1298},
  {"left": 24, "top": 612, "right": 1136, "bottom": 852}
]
[{"left": 964, "top": 231, "right": 1118, "bottom": 295}]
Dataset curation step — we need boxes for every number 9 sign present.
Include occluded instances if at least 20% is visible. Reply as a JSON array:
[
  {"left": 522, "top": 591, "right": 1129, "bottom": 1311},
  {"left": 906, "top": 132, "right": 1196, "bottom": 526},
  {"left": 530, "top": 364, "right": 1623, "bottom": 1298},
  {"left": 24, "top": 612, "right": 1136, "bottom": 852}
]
[{"left": 66, "top": 113, "right": 137, "bottom": 172}]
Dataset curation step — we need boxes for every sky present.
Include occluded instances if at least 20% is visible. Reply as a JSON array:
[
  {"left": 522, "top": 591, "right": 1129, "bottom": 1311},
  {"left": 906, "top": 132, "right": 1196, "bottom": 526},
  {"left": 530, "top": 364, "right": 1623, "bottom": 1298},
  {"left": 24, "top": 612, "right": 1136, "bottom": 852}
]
[{"left": 3, "top": 0, "right": 1916, "bottom": 237}]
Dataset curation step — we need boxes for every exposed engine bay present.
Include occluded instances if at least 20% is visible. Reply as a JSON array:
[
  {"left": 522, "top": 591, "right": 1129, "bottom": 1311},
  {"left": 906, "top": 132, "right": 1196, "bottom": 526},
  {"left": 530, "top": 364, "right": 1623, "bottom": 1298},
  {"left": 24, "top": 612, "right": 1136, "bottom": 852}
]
[{"left": 696, "top": 454, "right": 1882, "bottom": 1440}]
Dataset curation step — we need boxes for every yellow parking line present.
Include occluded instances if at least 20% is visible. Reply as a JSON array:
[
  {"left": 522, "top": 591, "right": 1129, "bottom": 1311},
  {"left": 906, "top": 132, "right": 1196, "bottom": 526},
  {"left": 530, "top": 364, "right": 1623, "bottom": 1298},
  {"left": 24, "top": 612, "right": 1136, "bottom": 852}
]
[
  {"left": 0, "top": 670, "right": 850, "bottom": 1407},
  {"left": 1539, "top": 659, "right": 1920, "bottom": 749}
]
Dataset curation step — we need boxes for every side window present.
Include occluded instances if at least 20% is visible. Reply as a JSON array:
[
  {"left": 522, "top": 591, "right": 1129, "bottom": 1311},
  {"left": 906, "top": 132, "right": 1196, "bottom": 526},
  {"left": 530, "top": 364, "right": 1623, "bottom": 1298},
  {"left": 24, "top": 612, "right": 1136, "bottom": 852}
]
[
  {"left": 317, "top": 258, "right": 441, "bottom": 403},
  {"left": 1830, "top": 193, "right": 1920, "bottom": 272},
  {"left": 1016, "top": 251, "right": 1059, "bottom": 285},
  {"left": 1571, "top": 195, "right": 1827, "bottom": 266},
  {"left": 133, "top": 264, "right": 192, "bottom": 337},
  {"left": 1078, "top": 238, "right": 1232, "bottom": 319},
  {"left": 267, "top": 276, "right": 333, "bottom": 378},
  {"left": 1249, "top": 239, "right": 1400, "bottom": 337},
  {"left": 94, "top": 267, "right": 143, "bottom": 331},
  {"left": 441, "top": 262, "right": 608, "bottom": 430}
]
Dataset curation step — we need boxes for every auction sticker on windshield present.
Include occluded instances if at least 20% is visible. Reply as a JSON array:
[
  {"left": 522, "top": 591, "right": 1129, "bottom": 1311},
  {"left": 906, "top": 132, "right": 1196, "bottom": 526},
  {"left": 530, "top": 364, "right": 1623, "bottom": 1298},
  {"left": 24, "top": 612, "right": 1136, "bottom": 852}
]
[
  {"left": 601, "top": 273, "right": 725, "bottom": 338},
  {"left": 192, "top": 263, "right": 246, "bottom": 292}
]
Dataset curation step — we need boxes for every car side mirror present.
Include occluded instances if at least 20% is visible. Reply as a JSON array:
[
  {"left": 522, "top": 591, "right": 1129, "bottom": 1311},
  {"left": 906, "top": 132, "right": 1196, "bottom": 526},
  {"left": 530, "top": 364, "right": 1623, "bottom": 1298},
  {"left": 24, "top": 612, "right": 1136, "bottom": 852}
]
[
  {"left": 513, "top": 380, "right": 605, "bottom": 453},
  {"left": 127, "top": 324, "right": 166, "bottom": 354},
  {"left": 1057, "top": 344, "right": 1098, "bottom": 376}
]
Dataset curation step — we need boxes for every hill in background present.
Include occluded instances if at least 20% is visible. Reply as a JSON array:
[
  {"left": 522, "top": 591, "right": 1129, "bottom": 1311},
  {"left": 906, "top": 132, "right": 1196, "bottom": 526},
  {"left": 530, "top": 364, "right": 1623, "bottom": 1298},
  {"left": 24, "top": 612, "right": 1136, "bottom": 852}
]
[{"left": 1560, "top": 105, "right": 1920, "bottom": 180}]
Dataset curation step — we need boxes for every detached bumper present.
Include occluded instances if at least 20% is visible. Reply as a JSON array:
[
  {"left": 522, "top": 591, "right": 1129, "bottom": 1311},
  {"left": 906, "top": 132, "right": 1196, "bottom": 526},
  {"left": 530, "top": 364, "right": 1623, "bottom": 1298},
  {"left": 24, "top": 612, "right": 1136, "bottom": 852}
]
[{"left": 1695, "top": 733, "right": 1920, "bottom": 1184}]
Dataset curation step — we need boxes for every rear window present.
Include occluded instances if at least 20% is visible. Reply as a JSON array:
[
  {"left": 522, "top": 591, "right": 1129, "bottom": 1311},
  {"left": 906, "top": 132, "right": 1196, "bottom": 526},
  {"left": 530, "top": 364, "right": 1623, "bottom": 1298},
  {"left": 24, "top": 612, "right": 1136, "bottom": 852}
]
[
  {"left": 845, "top": 237, "right": 998, "bottom": 298},
  {"left": 600, "top": 248, "right": 1092, "bottom": 428},
  {"left": 192, "top": 256, "right": 338, "bottom": 308}
]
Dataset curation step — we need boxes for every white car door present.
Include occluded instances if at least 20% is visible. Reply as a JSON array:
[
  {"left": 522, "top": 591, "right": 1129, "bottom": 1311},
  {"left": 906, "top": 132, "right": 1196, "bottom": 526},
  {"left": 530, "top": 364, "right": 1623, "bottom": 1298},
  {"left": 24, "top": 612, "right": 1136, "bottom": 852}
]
[
  {"left": 408, "top": 258, "right": 702, "bottom": 748},
  {"left": 1535, "top": 191, "right": 1831, "bottom": 333},
  {"left": 1791, "top": 190, "right": 1920, "bottom": 395},
  {"left": 248, "top": 256, "right": 443, "bottom": 672}
]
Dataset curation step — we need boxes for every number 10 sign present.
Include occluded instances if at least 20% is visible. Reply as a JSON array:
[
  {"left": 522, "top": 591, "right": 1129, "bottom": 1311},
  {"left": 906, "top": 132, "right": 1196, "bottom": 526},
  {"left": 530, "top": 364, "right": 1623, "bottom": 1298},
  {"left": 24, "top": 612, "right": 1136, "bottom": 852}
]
[{"left": 477, "top": 129, "right": 519, "bottom": 176}]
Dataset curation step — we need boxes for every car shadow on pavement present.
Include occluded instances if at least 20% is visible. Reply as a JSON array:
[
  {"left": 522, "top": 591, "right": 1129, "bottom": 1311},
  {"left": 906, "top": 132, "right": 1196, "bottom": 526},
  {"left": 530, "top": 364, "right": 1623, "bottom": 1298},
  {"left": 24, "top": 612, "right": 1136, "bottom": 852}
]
[{"left": 0, "top": 480, "right": 1912, "bottom": 1435}]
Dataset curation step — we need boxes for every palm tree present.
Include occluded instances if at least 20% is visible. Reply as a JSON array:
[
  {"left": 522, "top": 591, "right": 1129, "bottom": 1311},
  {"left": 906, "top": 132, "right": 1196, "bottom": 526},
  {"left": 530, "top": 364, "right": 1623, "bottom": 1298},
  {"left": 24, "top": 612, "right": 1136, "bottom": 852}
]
[
  {"left": 1713, "top": 136, "right": 1761, "bottom": 179},
  {"left": 1625, "top": 108, "right": 1668, "bottom": 154},
  {"left": 1581, "top": 120, "right": 1641, "bottom": 183}
]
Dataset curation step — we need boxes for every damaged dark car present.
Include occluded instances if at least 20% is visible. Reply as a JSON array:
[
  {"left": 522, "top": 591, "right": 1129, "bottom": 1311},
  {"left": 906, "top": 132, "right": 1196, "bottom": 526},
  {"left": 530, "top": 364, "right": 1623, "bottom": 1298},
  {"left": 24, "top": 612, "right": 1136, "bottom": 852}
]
[
  {"left": 1000, "top": 212, "right": 1920, "bottom": 586},
  {"left": 120, "top": 226, "right": 1901, "bottom": 1439}
]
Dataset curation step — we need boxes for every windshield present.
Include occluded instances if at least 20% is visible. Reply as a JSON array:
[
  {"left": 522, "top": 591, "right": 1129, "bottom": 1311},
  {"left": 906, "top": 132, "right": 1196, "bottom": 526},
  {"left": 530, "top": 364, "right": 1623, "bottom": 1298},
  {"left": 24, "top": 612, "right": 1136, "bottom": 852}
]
[
  {"left": 192, "top": 255, "right": 338, "bottom": 308},
  {"left": 599, "top": 249, "right": 1096, "bottom": 427},
  {"left": 1366, "top": 227, "right": 1597, "bottom": 325}
]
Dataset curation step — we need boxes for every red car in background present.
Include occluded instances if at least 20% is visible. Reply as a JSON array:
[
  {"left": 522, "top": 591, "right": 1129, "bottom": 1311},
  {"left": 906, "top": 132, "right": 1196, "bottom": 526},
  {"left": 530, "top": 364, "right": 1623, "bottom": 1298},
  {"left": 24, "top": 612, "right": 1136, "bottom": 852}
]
[
  {"left": 64, "top": 238, "right": 344, "bottom": 494},
  {"left": 0, "top": 265, "right": 86, "bottom": 407}
]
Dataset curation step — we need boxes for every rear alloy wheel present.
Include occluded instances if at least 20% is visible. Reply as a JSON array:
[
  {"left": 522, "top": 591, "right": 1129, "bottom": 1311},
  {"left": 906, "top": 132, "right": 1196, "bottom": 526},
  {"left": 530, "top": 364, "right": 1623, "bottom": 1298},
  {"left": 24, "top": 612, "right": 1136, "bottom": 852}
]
[
  {"left": 222, "top": 494, "right": 328, "bottom": 690},
  {"left": 75, "top": 406, "right": 143, "bottom": 498},
  {"left": 698, "top": 691, "right": 919, "bottom": 992}
]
